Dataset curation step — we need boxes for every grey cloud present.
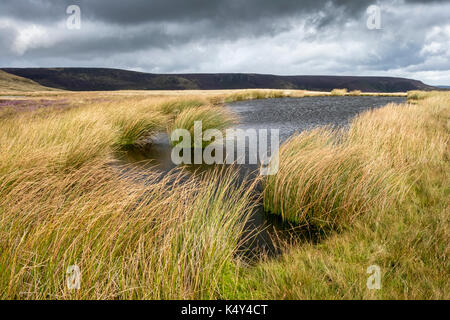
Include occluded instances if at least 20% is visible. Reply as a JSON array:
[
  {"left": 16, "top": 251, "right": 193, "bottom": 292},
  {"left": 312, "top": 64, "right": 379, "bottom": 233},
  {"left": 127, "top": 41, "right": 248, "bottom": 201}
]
[{"left": 0, "top": 0, "right": 449, "bottom": 84}]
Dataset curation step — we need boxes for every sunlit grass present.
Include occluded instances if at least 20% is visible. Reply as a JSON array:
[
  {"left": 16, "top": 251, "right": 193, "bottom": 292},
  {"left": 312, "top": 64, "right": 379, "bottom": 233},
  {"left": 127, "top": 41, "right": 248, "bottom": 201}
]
[
  {"left": 241, "top": 91, "right": 449, "bottom": 299},
  {"left": 169, "top": 105, "right": 237, "bottom": 147},
  {"left": 0, "top": 88, "right": 446, "bottom": 300},
  {"left": 349, "top": 90, "right": 362, "bottom": 96},
  {"left": 330, "top": 88, "right": 348, "bottom": 96}
]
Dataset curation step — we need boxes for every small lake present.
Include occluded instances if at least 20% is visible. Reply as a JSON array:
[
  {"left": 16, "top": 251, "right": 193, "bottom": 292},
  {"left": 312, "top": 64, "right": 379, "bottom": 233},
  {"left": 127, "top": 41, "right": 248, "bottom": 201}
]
[{"left": 119, "top": 96, "right": 406, "bottom": 258}]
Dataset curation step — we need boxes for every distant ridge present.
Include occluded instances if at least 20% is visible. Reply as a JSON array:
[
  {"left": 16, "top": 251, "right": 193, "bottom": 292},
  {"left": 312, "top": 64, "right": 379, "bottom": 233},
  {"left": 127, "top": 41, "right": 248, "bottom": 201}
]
[
  {"left": 0, "top": 70, "right": 61, "bottom": 92},
  {"left": 1, "top": 68, "right": 435, "bottom": 92}
]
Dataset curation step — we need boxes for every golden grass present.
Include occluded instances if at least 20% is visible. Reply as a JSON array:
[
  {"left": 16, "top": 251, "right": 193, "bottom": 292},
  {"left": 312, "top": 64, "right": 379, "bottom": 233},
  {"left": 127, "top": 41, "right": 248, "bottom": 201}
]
[
  {"left": 263, "top": 128, "right": 407, "bottom": 229},
  {"left": 0, "top": 92, "right": 259, "bottom": 299},
  {"left": 330, "top": 88, "right": 348, "bottom": 96},
  {"left": 0, "top": 88, "right": 444, "bottom": 300},
  {"left": 238, "top": 91, "right": 449, "bottom": 299},
  {"left": 349, "top": 90, "right": 362, "bottom": 96},
  {"left": 169, "top": 105, "right": 238, "bottom": 147}
]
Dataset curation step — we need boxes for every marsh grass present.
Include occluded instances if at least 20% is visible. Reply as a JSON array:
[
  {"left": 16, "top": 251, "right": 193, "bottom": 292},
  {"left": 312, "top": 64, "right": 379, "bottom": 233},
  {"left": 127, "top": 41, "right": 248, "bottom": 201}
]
[
  {"left": 0, "top": 163, "right": 257, "bottom": 299},
  {"left": 349, "top": 90, "right": 362, "bottom": 96},
  {"left": 0, "top": 89, "right": 264, "bottom": 299},
  {"left": 0, "top": 88, "right": 447, "bottom": 300},
  {"left": 224, "top": 90, "right": 289, "bottom": 103},
  {"left": 263, "top": 132, "right": 406, "bottom": 229},
  {"left": 169, "top": 105, "right": 238, "bottom": 147},
  {"left": 242, "top": 92, "right": 449, "bottom": 299},
  {"left": 156, "top": 98, "right": 207, "bottom": 115},
  {"left": 330, "top": 88, "right": 348, "bottom": 96}
]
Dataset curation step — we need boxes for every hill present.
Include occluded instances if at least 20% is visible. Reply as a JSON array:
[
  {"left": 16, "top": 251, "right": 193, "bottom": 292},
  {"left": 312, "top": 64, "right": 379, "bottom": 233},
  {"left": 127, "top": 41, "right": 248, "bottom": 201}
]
[
  {"left": 0, "top": 70, "right": 60, "bottom": 92},
  {"left": 1, "top": 68, "right": 435, "bottom": 92}
]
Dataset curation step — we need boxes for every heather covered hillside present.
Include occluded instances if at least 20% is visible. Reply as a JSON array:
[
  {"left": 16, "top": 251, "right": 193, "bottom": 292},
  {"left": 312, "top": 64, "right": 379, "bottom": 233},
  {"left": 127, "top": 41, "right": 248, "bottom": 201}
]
[{"left": 2, "top": 68, "right": 434, "bottom": 92}]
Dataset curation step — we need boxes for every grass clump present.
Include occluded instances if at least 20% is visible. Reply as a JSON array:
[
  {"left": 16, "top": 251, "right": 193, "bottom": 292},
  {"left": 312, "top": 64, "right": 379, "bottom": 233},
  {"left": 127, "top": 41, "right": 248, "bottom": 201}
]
[
  {"left": 0, "top": 164, "right": 257, "bottom": 299},
  {"left": 349, "top": 90, "right": 362, "bottom": 96},
  {"left": 263, "top": 128, "right": 404, "bottom": 229},
  {"left": 169, "top": 105, "right": 237, "bottom": 147},
  {"left": 224, "top": 90, "right": 287, "bottom": 103},
  {"left": 330, "top": 88, "right": 348, "bottom": 96},
  {"left": 156, "top": 98, "right": 206, "bottom": 115}
]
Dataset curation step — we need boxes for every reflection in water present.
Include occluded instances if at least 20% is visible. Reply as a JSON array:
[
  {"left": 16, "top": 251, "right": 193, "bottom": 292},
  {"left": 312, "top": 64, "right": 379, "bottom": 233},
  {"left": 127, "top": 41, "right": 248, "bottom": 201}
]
[{"left": 117, "top": 96, "right": 406, "bottom": 259}]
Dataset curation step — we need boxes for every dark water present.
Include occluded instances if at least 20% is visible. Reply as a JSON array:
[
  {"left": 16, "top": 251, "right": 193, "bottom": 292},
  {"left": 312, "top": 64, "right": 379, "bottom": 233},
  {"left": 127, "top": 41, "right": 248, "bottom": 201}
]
[
  {"left": 119, "top": 96, "right": 406, "bottom": 259},
  {"left": 231, "top": 96, "right": 406, "bottom": 142}
]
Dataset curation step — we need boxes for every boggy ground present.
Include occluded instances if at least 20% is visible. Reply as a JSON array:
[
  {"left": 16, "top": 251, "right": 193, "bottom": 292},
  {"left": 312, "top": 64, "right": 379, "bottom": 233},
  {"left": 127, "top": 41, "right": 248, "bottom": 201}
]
[{"left": 0, "top": 88, "right": 447, "bottom": 299}]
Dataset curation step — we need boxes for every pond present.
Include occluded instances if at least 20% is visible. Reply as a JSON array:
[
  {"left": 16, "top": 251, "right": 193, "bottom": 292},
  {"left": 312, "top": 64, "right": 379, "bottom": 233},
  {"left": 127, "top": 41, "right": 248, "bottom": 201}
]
[{"left": 118, "top": 96, "right": 406, "bottom": 258}]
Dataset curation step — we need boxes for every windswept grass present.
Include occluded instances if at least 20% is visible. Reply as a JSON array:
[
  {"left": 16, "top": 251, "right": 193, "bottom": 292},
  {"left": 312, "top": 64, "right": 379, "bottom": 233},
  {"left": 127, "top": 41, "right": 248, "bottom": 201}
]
[
  {"left": 236, "top": 91, "right": 449, "bottom": 299},
  {"left": 0, "top": 163, "right": 257, "bottom": 299},
  {"left": 330, "top": 88, "right": 348, "bottom": 96},
  {"left": 224, "top": 90, "right": 289, "bottom": 103},
  {"left": 406, "top": 90, "right": 445, "bottom": 102},
  {"left": 0, "top": 93, "right": 257, "bottom": 299},
  {"left": 263, "top": 128, "right": 406, "bottom": 229},
  {"left": 0, "top": 88, "right": 446, "bottom": 300},
  {"left": 349, "top": 90, "right": 362, "bottom": 96},
  {"left": 156, "top": 98, "right": 207, "bottom": 115},
  {"left": 169, "top": 105, "right": 238, "bottom": 147}
]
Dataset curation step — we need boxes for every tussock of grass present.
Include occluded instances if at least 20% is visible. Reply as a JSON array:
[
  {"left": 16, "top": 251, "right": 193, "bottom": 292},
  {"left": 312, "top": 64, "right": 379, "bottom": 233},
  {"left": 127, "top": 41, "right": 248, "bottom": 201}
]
[
  {"left": 263, "top": 128, "right": 406, "bottom": 229},
  {"left": 349, "top": 90, "right": 362, "bottom": 96},
  {"left": 0, "top": 163, "right": 256, "bottom": 299},
  {"left": 156, "top": 98, "right": 207, "bottom": 115},
  {"left": 169, "top": 105, "right": 237, "bottom": 147},
  {"left": 330, "top": 88, "right": 348, "bottom": 96},
  {"left": 224, "top": 90, "right": 288, "bottom": 103}
]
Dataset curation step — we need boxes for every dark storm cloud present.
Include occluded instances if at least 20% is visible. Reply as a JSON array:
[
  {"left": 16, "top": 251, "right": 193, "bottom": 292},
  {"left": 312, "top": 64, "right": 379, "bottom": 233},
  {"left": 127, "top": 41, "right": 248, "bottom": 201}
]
[
  {"left": 1, "top": 0, "right": 368, "bottom": 24},
  {"left": 1, "top": 0, "right": 444, "bottom": 24},
  {"left": 0, "top": 0, "right": 449, "bottom": 84}
]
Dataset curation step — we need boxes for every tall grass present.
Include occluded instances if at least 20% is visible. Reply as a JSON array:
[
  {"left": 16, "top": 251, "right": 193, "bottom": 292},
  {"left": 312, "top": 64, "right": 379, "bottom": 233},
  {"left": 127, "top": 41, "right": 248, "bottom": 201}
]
[
  {"left": 0, "top": 95, "right": 257, "bottom": 299},
  {"left": 224, "top": 90, "right": 289, "bottom": 103},
  {"left": 239, "top": 92, "right": 449, "bottom": 299},
  {"left": 263, "top": 128, "right": 407, "bottom": 229},
  {"left": 349, "top": 90, "right": 362, "bottom": 96},
  {"left": 0, "top": 89, "right": 447, "bottom": 300},
  {"left": 263, "top": 94, "right": 449, "bottom": 229},
  {"left": 330, "top": 88, "right": 348, "bottom": 96},
  {"left": 156, "top": 98, "right": 207, "bottom": 115},
  {"left": 0, "top": 163, "right": 256, "bottom": 299},
  {"left": 169, "top": 105, "right": 237, "bottom": 147}
]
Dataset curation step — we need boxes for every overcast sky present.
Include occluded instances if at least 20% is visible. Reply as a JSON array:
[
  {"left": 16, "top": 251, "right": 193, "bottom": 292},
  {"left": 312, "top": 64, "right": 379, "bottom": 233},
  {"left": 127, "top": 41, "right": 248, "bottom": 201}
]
[{"left": 1, "top": 0, "right": 449, "bottom": 85}]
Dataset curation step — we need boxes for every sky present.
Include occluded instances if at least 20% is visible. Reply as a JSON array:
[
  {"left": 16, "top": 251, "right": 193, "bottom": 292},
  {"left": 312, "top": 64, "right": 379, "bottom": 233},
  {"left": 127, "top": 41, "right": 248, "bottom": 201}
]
[{"left": 0, "top": 0, "right": 449, "bottom": 85}]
